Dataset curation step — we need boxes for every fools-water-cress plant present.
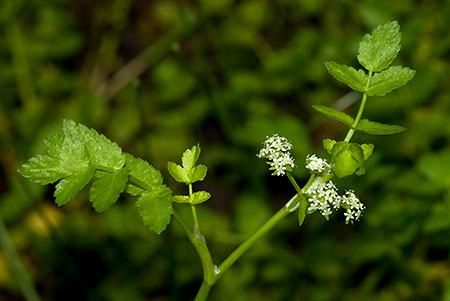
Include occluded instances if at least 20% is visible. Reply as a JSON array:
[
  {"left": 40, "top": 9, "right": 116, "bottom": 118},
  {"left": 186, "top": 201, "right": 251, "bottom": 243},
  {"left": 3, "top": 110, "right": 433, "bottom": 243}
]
[{"left": 19, "top": 21, "right": 414, "bottom": 300}]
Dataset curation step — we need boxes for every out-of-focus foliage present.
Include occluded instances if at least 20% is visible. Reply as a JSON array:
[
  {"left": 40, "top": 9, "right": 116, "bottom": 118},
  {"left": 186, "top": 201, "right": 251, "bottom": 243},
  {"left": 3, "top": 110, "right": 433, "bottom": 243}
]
[{"left": 0, "top": 0, "right": 449, "bottom": 300}]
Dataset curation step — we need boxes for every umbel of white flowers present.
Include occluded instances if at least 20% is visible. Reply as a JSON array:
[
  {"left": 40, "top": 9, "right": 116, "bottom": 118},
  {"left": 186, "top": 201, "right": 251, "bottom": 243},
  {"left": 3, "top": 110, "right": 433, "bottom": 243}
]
[
  {"left": 305, "top": 155, "right": 365, "bottom": 223},
  {"left": 257, "top": 134, "right": 295, "bottom": 176}
]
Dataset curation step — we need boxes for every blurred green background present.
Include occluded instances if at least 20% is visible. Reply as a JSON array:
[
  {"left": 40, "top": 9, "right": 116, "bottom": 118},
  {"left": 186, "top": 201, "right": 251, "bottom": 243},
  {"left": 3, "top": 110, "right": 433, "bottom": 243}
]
[{"left": 1, "top": 0, "right": 449, "bottom": 300}]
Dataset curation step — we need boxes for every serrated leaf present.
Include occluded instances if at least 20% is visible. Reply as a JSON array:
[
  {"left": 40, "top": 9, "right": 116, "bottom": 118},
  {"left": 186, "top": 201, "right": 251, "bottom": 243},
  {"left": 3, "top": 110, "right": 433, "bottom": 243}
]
[
  {"left": 182, "top": 144, "right": 201, "bottom": 170},
  {"left": 324, "top": 61, "right": 368, "bottom": 92},
  {"left": 190, "top": 191, "right": 211, "bottom": 205},
  {"left": 356, "top": 119, "right": 406, "bottom": 135},
  {"left": 167, "top": 162, "right": 190, "bottom": 184},
  {"left": 89, "top": 167, "right": 129, "bottom": 212},
  {"left": 323, "top": 139, "right": 337, "bottom": 154},
  {"left": 125, "top": 184, "right": 144, "bottom": 196},
  {"left": 357, "top": 21, "right": 401, "bottom": 72},
  {"left": 63, "top": 120, "right": 125, "bottom": 171},
  {"left": 173, "top": 195, "right": 190, "bottom": 203},
  {"left": 126, "top": 153, "right": 163, "bottom": 190},
  {"left": 361, "top": 144, "right": 375, "bottom": 160},
  {"left": 188, "top": 165, "right": 207, "bottom": 183},
  {"left": 136, "top": 186, "right": 173, "bottom": 234},
  {"left": 313, "top": 105, "right": 354, "bottom": 126},
  {"left": 18, "top": 155, "right": 69, "bottom": 184},
  {"left": 367, "top": 66, "right": 415, "bottom": 96},
  {"left": 54, "top": 166, "right": 95, "bottom": 206}
]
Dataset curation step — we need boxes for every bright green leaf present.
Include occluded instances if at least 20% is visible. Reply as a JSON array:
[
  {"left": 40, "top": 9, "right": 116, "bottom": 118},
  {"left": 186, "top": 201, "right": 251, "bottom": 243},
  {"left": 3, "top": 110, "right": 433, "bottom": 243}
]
[
  {"left": 89, "top": 167, "right": 129, "bottom": 212},
  {"left": 54, "top": 166, "right": 95, "bottom": 206},
  {"left": 136, "top": 185, "right": 173, "bottom": 234},
  {"left": 324, "top": 61, "right": 368, "bottom": 92},
  {"left": 367, "top": 66, "right": 415, "bottom": 96},
  {"left": 357, "top": 21, "right": 401, "bottom": 72},
  {"left": 167, "top": 162, "right": 190, "bottom": 183},
  {"left": 190, "top": 191, "right": 211, "bottom": 205},
  {"left": 125, "top": 184, "right": 144, "bottom": 196},
  {"left": 298, "top": 194, "right": 308, "bottom": 226},
  {"left": 188, "top": 165, "right": 208, "bottom": 183},
  {"left": 18, "top": 155, "right": 69, "bottom": 184},
  {"left": 356, "top": 119, "right": 406, "bottom": 135},
  {"left": 63, "top": 120, "right": 125, "bottom": 171},
  {"left": 361, "top": 144, "right": 375, "bottom": 160},
  {"left": 126, "top": 153, "right": 163, "bottom": 190},
  {"left": 173, "top": 195, "right": 190, "bottom": 204},
  {"left": 182, "top": 144, "right": 201, "bottom": 170},
  {"left": 313, "top": 105, "right": 354, "bottom": 127},
  {"left": 323, "top": 139, "right": 337, "bottom": 154},
  {"left": 331, "top": 142, "right": 365, "bottom": 178}
]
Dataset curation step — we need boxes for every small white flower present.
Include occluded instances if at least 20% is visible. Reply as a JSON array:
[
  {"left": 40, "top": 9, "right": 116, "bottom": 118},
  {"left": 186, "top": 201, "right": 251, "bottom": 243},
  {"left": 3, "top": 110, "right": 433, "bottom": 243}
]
[
  {"left": 305, "top": 154, "right": 331, "bottom": 173},
  {"left": 258, "top": 134, "right": 295, "bottom": 176},
  {"left": 305, "top": 180, "right": 365, "bottom": 223}
]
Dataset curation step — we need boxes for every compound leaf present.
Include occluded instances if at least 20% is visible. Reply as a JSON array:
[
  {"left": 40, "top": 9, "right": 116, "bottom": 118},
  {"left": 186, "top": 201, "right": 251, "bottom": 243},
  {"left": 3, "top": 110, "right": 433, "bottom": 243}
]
[
  {"left": 89, "top": 167, "right": 129, "bottom": 212},
  {"left": 182, "top": 144, "right": 201, "bottom": 170},
  {"left": 367, "top": 66, "right": 415, "bottom": 96},
  {"left": 126, "top": 153, "right": 163, "bottom": 190},
  {"left": 54, "top": 166, "right": 95, "bottom": 206},
  {"left": 324, "top": 61, "right": 368, "bottom": 92},
  {"left": 357, "top": 21, "right": 401, "bottom": 72},
  {"left": 356, "top": 119, "right": 406, "bottom": 135},
  {"left": 18, "top": 155, "right": 69, "bottom": 184},
  {"left": 312, "top": 105, "right": 354, "bottom": 126},
  {"left": 167, "top": 162, "right": 190, "bottom": 184},
  {"left": 63, "top": 120, "right": 125, "bottom": 171},
  {"left": 136, "top": 186, "right": 173, "bottom": 234}
]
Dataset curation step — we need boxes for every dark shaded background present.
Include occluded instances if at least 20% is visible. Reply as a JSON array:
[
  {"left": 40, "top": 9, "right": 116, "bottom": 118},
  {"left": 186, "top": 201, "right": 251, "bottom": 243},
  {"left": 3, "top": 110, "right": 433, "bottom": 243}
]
[{"left": 1, "top": 0, "right": 449, "bottom": 300}]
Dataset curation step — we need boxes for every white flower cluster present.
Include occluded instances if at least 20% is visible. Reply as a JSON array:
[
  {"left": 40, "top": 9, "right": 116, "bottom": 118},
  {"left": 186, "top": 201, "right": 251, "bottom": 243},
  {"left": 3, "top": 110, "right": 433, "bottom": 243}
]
[
  {"left": 257, "top": 134, "right": 295, "bottom": 176},
  {"left": 306, "top": 179, "right": 365, "bottom": 223},
  {"left": 305, "top": 154, "right": 331, "bottom": 173}
]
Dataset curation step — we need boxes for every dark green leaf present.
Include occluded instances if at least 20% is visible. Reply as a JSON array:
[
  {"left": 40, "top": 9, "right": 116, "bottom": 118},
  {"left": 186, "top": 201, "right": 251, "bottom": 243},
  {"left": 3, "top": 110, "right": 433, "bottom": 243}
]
[
  {"left": 136, "top": 185, "right": 173, "bottom": 234},
  {"left": 89, "top": 167, "right": 129, "bottom": 212},
  {"left": 356, "top": 119, "right": 406, "bottom": 135},
  {"left": 357, "top": 21, "right": 401, "bottom": 72},
  {"left": 54, "top": 166, "right": 95, "bottom": 206},
  {"left": 367, "top": 66, "right": 415, "bottom": 96},
  {"left": 298, "top": 194, "right": 308, "bottom": 227},
  {"left": 324, "top": 61, "right": 368, "bottom": 92},
  {"left": 312, "top": 105, "right": 354, "bottom": 126}
]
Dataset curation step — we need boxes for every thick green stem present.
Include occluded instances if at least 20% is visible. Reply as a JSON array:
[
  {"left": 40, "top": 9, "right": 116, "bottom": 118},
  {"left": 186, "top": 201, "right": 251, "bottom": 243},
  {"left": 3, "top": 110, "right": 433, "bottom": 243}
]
[
  {"left": 195, "top": 280, "right": 213, "bottom": 301},
  {"left": 172, "top": 210, "right": 216, "bottom": 285},
  {"left": 0, "top": 218, "right": 40, "bottom": 301}
]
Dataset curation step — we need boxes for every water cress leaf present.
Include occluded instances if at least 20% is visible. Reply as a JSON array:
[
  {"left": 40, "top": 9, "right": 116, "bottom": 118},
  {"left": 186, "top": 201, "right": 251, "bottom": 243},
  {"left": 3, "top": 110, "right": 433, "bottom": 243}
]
[
  {"left": 89, "top": 167, "right": 129, "bottom": 212},
  {"left": 190, "top": 191, "right": 211, "bottom": 205},
  {"left": 331, "top": 142, "right": 364, "bottom": 178},
  {"left": 324, "top": 61, "right": 368, "bottom": 92},
  {"left": 126, "top": 153, "right": 163, "bottom": 189},
  {"left": 167, "top": 162, "right": 190, "bottom": 184},
  {"left": 125, "top": 184, "right": 145, "bottom": 196},
  {"left": 323, "top": 139, "right": 337, "bottom": 154},
  {"left": 54, "top": 165, "right": 95, "bottom": 206},
  {"left": 188, "top": 165, "right": 207, "bottom": 183},
  {"left": 182, "top": 144, "right": 201, "bottom": 170},
  {"left": 357, "top": 21, "right": 401, "bottom": 72},
  {"left": 313, "top": 105, "right": 354, "bottom": 126},
  {"left": 63, "top": 120, "right": 125, "bottom": 171},
  {"left": 361, "top": 144, "right": 375, "bottom": 160},
  {"left": 173, "top": 195, "right": 190, "bottom": 203},
  {"left": 136, "top": 185, "right": 173, "bottom": 234},
  {"left": 356, "top": 119, "right": 406, "bottom": 135},
  {"left": 18, "top": 155, "right": 69, "bottom": 184},
  {"left": 367, "top": 66, "right": 415, "bottom": 96}
]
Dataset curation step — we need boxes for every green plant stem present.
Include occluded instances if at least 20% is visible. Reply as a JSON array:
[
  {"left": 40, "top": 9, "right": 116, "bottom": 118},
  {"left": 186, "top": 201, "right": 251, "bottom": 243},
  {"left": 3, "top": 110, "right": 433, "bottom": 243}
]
[
  {"left": 286, "top": 172, "right": 302, "bottom": 194},
  {"left": 216, "top": 194, "right": 298, "bottom": 279},
  {"left": 0, "top": 218, "right": 40, "bottom": 301},
  {"left": 195, "top": 281, "right": 213, "bottom": 301},
  {"left": 172, "top": 210, "right": 216, "bottom": 285},
  {"left": 344, "top": 71, "right": 373, "bottom": 142},
  {"left": 189, "top": 184, "right": 200, "bottom": 230}
]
